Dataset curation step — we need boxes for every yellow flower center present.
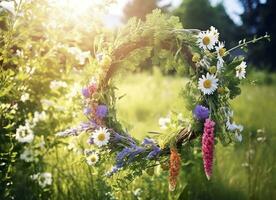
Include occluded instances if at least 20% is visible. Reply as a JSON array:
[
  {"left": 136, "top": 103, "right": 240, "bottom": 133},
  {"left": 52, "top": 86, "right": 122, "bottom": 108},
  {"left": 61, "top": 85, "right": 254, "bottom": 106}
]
[
  {"left": 19, "top": 131, "right": 27, "bottom": 138},
  {"left": 219, "top": 48, "right": 226, "bottom": 57},
  {"left": 236, "top": 66, "right": 242, "bottom": 73},
  {"left": 97, "top": 133, "right": 106, "bottom": 141},
  {"left": 203, "top": 36, "right": 210, "bottom": 45},
  {"left": 90, "top": 156, "right": 96, "bottom": 162},
  {"left": 203, "top": 79, "right": 212, "bottom": 89}
]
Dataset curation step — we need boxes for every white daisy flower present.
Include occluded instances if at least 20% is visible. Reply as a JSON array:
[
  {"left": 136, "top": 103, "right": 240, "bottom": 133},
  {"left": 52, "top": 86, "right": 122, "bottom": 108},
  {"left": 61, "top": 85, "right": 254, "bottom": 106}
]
[
  {"left": 92, "top": 127, "right": 110, "bottom": 147},
  {"left": 15, "top": 125, "right": 34, "bottom": 143},
  {"left": 158, "top": 116, "right": 171, "bottom": 130},
  {"left": 86, "top": 152, "right": 99, "bottom": 166},
  {"left": 33, "top": 111, "right": 47, "bottom": 124},
  {"left": 216, "top": 42, "right": 226, "bottom": 71},
  {"left": 20, "top": 148, "right": 35, "bottom": 162},
  {"left": 197, "top": 30, "right": 217, "bottom": 50},
  {"left": 20, "top": 93, "right": 30, "bottom": 102},
  {"left": 31, "top": 172, "right": 52, "bottom": 188},
  {"left": 49, "top": 80, "right": 68, "bottom": 90},
  {"left": 235, "top": 61, "right": 247, "bottom": 79},
  {"left": 210, "top": 26, "right": 219, "bottom": 41},
  {"left": 198, "top": 73, "right": 219, "bottom": 95}
]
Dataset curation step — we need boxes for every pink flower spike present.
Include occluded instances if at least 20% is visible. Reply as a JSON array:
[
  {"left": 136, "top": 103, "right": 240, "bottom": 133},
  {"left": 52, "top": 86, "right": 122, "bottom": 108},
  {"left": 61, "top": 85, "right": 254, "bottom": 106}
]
[{"left": 202, "top": 118, "right": 215, "bottom": 180}]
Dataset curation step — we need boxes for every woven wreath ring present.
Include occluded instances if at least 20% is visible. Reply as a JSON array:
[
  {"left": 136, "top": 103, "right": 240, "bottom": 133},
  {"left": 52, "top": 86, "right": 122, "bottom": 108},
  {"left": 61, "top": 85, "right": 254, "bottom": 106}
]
[{"left": 57, "top": 11, "right": 247, "bottom": 190}]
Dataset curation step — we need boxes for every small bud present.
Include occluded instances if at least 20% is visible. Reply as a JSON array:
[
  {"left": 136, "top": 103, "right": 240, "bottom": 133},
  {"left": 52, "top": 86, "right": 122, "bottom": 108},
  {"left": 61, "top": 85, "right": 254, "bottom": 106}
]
[
  {"left": 219, "top": 48, "right": 226, "bottom": 57},
  {"left": 218, "top": 87, "right": 225, "bottom": 94},
  {"left": 208, "top": 66, "right": 217, "bottom": 74},
  {"left": 192, "top": 53, "right": 201, "bottom": 63}
]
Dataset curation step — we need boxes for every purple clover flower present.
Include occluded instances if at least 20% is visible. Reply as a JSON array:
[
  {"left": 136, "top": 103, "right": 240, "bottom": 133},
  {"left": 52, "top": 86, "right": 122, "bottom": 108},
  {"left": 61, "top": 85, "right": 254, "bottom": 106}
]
[
  {"left": 83, "top": 107, "right": 92, "bottom": 115},
  {"left": 82, "top": 88, "right": 90, "bottom": 98},
  {"left": 193, "top": 105, "right": 210, "bottom": 120},
  {"left": 96, "top": 105, "right": 108, "bottom": 118}
]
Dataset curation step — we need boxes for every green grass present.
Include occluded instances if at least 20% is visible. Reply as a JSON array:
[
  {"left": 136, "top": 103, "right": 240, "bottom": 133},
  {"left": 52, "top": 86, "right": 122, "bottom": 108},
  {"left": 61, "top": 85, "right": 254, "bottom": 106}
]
[{"left": 43, "top": 71, "right": 276, "bottom": 200}]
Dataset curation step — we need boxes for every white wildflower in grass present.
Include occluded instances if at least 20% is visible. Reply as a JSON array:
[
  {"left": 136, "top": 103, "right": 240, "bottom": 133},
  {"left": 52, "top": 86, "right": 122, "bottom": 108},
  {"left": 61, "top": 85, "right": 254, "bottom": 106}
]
[
  {"left": 49, "top": 80, "right": 68, "bottom": 90},
  {"left": 15, "top": 125, "right": 34, "bottom": 143},
  {"left": 198, "top": 73, "right": 219, "bottom": 95},
  {"left": 226, "top": 120, "right": 243, "bottom": 142},
  {"left": 31, "top": 172, "right": 52, "bottom": 188},
  {"left": 197, "top": 27, "right": 219, "bottom": 50},
  {"left": 20, "top": 93, "right": 30, "bottom": 102},
  {"left": 41, "top": 99, "right": 54, "bottom": 109},
  {"left": 67, "top": 47, "right": 90, "bottom": 65},
  {"left": 92, "top": 127, "right": 110, "bottom": 147},
  {"left": 20, "top": 148, "right": 35, "bottom": 162},
  {"left": 236, "top": 61, "right": 247, "bottom": 79},
  {"left": 226, "top": 120, "right": 243, "bottom": 132},
  {"left": 33, "top": 111, "right": 47, "bottom": 124},
  {"left": 159, "top": 116, "right": 171, "bottom": 130},
  {"left": 235, "top": 132, "right": 243, "bottom": 142},
  {"left": 86, "top": 152, "right": 99, "bottom": 166}
]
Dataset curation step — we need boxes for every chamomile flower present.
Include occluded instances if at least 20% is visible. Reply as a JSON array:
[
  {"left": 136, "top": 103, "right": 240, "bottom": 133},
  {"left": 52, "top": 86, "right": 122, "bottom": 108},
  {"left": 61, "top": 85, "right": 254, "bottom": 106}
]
[
  {"left": 86, "top": 152, "right": 99, "bottom": 166},
  {"left": 197, "top": 30, "right": 217, "bottom": 50},
  {"left": 198, "top": 73, "right": 219, "bottom": 95},
  {"left": 235, "top": 61, "right": 247, "bottom": 79},
  {"left": 216, "top": 42, "right": 226, "bottom": 71},
  {"left": 20, "top": 148, "right": 35, "bottom": 162},
  {"left": 210, "top": 26, "right": 219, "bottom": 41},
  {"left": 92, "top": 127, "right": 110, "bottom": 147},
  {"left": 31, "top": 172, "right": 52, "bottom": 188},
  {"left": 20, "top": 93, "right": 30, "bottom": 102},
  {"left": 15, "top": 125, "right": 34, "bottom": 143}
]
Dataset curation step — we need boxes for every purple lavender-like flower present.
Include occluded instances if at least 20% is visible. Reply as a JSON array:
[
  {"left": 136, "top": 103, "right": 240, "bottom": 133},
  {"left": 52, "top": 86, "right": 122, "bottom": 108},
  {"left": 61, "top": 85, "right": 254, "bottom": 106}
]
[
  {"left": 80, "top": 121, "right": 96, "bottom": 130},
  {"left": 83, "top": 107, "right": 92, "bottom": 115},
  {"left": 105, "top": 165, "right": 121, "bottom": 177},
  {"left": 147, "top": 146, "right": 161, "bottom": 159},
  {"left": 128, "top": 147, "right": 145, "bottom": 161},
  {"left": 116, "top": 147, "right": 132, "bottom": 165},
  {"left": 96, "top": 105, "right": 108, "bottom": 118},
  {"left": 193, "top": 105, "right": 210, "bottom": 120},
  {"left": 82, "top": 87, "right": 90, "bottom": 98},
  {"left": 142, "top": 138, "right": 155, "bottom": 146}
]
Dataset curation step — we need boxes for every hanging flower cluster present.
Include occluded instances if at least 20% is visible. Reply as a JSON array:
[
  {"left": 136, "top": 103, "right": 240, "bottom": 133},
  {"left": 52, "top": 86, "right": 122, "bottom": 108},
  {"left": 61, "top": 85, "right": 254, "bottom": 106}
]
[{"left": 202, "top": 119, "right": 215, "bottom": 180}]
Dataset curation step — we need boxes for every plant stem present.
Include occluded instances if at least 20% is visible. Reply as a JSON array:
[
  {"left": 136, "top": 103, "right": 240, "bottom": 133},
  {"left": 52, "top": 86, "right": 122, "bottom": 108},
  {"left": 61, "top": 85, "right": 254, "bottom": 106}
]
[{"left": 226, "top": 34, "right": 270, "bottom": 54}]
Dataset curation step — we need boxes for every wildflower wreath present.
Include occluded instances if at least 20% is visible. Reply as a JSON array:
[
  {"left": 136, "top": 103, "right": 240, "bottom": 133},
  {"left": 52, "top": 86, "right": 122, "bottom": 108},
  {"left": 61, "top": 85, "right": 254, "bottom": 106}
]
[{"left": 57, "top": 10, "right": 269, "bottom": 190}]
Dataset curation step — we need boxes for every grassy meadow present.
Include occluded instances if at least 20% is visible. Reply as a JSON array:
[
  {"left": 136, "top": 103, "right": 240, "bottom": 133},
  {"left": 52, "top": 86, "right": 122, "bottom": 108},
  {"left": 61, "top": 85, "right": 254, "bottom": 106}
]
[{"left": 34, "top": 70, "right": 276, "bottom": 200}]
